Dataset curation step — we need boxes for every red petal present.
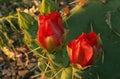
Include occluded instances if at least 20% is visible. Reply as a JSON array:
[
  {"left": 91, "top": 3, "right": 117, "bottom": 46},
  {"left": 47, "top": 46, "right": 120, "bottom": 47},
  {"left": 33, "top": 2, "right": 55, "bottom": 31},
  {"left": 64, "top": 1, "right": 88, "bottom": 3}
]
[
  {"left": 51, "top": 12, "right": 64, "bottom": 34},
  {"left": 77, "top": 39, "right": 94, "bottom": 67},
  {"left": 72, "top": 40, "right": 81, "bottom": 64},
  {"left": 87, "top": 32, "right": 98, "bottom": 46},
  {"left": 67, "top": 40, "right": 76, "bottom": 64}
]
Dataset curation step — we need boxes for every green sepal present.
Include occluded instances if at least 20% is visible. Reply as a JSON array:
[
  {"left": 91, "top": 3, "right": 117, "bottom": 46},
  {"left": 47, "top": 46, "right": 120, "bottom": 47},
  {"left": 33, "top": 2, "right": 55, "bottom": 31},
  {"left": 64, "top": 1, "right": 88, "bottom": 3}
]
[{"left": 60, "top": 66, "right": 73, "bottom": 79}]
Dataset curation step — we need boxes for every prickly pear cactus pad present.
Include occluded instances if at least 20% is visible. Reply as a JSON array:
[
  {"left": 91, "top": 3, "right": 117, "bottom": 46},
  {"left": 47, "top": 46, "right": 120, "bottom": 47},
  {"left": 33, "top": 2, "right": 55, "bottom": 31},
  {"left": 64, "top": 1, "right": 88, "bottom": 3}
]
[{"left": 65, "top": 0, "right": 120, "bottom": 79}]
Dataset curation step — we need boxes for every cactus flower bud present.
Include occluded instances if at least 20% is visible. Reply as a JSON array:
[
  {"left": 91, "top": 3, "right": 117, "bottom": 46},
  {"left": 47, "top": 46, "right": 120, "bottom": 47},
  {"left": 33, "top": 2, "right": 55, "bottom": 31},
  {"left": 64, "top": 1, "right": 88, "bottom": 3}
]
[
  {"left": 67, "top": 32, "right": 102, "bottom": 68},
  {"left": 37, "top": 12, "right": 64, "bottom": 51}
]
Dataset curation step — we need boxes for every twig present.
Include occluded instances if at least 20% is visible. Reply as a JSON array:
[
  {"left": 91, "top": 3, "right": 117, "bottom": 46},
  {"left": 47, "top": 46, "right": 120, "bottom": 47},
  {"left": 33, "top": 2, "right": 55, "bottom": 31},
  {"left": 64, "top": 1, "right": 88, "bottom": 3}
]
[{"left": 50, "top": 68, "right": 63, "bottom": 79}]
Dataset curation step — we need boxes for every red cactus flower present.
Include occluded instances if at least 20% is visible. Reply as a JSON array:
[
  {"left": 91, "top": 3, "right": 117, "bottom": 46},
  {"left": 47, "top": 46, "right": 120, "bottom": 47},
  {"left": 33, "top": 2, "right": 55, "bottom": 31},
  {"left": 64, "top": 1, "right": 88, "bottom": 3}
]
[
  {"left": 67, "top": 32, "right": 102, "bottom": 68},
  {"left": 37, "top": 12, "right": 64, "bottom": 51}
]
